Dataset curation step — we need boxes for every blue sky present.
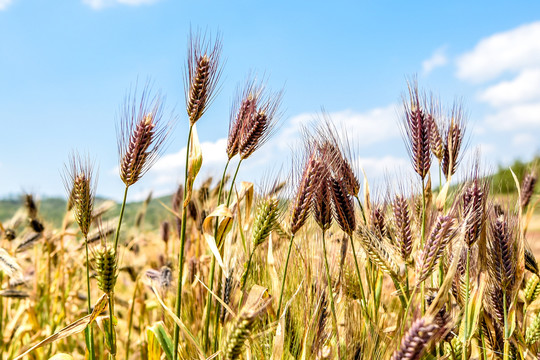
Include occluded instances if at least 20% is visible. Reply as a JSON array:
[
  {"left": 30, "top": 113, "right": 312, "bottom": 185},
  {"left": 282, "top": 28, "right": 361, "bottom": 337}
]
[{"left": 1, "top": 0, "right": 540, "bottom": 201}]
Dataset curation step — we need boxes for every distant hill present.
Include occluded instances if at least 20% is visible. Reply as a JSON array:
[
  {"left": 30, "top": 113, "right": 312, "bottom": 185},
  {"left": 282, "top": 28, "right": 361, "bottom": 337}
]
[
  {"left": 489, "top": 156, "right": 539, "bottom": 194},
  {"left": 0, "top": 194, "right": 176, "bottom": 231}
]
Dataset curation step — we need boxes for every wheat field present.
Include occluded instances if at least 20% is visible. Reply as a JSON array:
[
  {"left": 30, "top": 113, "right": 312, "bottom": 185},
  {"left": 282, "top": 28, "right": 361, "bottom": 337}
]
[{"left": 1, "top": 32, "right": 540, "bottom": 360}]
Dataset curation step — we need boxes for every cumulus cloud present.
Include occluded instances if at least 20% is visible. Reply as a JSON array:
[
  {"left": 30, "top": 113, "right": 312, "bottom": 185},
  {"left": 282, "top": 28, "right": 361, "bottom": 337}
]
[
  {"left": 83, "top": 0, "right": 160, "bottom": 10},
  {"left": 152, "top": 138, "right": 228, "bottom": 175},
  {"left": 478, "top": 68, "right": 540, "bottom": 107},
  {"left": 454, "top": 21, "right": 540, "bottom": 137},
  {"left": 152, "top": 137, "right": 227, "bottom": 180},
  {"left": 277, "top": 105, "right": 400, "bottom": 152},
  {"left": 484, "top": 103, "right": 540, "bottom": 130},
  {"left": 0, "top": 0, "right": 13, "bottom": 10},
  {"left": 422, "top": 47, "right": 448, "bottom": 75},
  {"left": 456, "top": 21, "right": 540, "bottom": 83},
  {"left": 512, "top": 133, "right": 536, "bottom": 146},
  {"left": 358, "top": 156, "right": 409, "bottom": 179}
]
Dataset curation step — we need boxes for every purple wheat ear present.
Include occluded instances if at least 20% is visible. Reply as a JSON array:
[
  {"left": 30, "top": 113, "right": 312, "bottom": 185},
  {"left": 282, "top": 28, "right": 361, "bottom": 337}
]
[
  {"left": 185, "top": 32, "right": 222, "bottom": 125},
  {"left": 401, "top": 80, "right": 432, "bottom": 180},
  {"left": 118, "top": 87, "right": 171, "bottom": 188},
  {"left": 521, "top": 170, "right": 538, "bottom": 208}
]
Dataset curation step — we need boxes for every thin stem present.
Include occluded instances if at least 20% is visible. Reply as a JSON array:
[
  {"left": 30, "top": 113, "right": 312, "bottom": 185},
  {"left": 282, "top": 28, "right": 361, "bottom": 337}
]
[
  {"left": 202, "top": 257, "right": 216, "bottom": 351},
  {"left": 217, "top": 159, "right": 230, "bottom": 205},
  {"left": 462, "top": 249, "right": 471, "bottom": 360},
  {"left": 373, "top": 271, "right": 383, "bottom": 323},
  {"left": 212, "top": 159, "right": 244, "bottom": 352},
  {"left": 226, "top": 159, "right": 243, "bottom": 206},
  {"left": 237, "top": 249, "right": 255, "bottom": 314},
  {"left": 322, "top": 230, "right": 342, "bottom": 360},
  {"left": 126, "top": 278, "right": 140, "bottom": 360},
  {"left": 202, "top": 160, "right": 231, "bottom": 351},
  {"left": 173, "top": 124, "right": 193, "bottom": 360},
  {"left": 438, "top": 162, "right": 442, "bottom": 190},
  {"left": 480, "top": 318, "right": 488, "bottom": 360},
  {"left": 503, "top": 290, "right": 509, "bottom": 360},
  {"left": 241, "top": 249, "right": 255, "bottom": 294},
  {"left": 106, "top": 184, "right": 129, "bottom": 360},
  {"left": 420, "top": 177, "right": 426, "bottom": 315},
  {"left": 277, "top": 233, "right": 295, "bottom": 317},
  {"left": 348, "top": 234, "right": 370, "bottom": 320},
  {"left": 113, "top": 186, "right": 129, "bottom": 252},
  {"left": 354, "top": 196, "right": 367, "bottom": 224},
  {"left": 85, "top": 236, "right": 95, "bottom": 360},
  {"left": 108, "top": 293, "right": 116, "bottom": 358}
]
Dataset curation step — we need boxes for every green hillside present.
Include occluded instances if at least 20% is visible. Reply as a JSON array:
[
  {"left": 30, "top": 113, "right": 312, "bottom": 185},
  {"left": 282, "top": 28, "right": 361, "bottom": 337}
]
[{"left": 0, "top": 194, "right": 176, "bottom": 231}]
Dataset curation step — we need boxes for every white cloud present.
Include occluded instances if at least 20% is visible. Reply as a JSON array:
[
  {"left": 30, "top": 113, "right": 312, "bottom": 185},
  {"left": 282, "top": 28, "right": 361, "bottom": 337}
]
[
  {"left": 477, "top": 142, "right": 496, "bottom": 155},
  {"left": 83, "top": 0, "right": 159, "bottom": 10},
  {"left": 152, "top": 138, "right": 228, "bottom": 174},
  {"left": 484, "top": 102, "right": 540, "bottom": 130},
  {"left": 454, "top": 21, "right": 540, "bottom": 138},
  {"left": 130, "top": 138, "right": 228, "bottom": 194},
  {"left": 456, "top": 21, "right": 540, "bottom": 82},
  {"left": 358, "top": 156, "right": 409, "bottom": 179},
  {"left": 278, "top": 105, "right": 400, "bottom": 151},
  {"left": 422, "top": 47, "right": 448, "bottom": 75},
  {"left": 0, "top": 0, "right": 13, "bottom": 10},
  {"left": 478, "top": 68, "right": 540, "bottom": 107}
]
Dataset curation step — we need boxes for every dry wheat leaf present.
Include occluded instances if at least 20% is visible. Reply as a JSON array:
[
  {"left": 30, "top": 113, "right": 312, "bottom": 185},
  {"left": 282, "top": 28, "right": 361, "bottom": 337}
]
[
  {"left": 151, "top": 285, "right": 206, "bottom": 360},
  {"left": 14, "top": 293, "right": 109, "bottom": 360},
  {"left": 202, "top": 204, "right": 233, "bottom": 272},
  {"left": 195, "top": 275, "right": 236, "bottom": 318}
]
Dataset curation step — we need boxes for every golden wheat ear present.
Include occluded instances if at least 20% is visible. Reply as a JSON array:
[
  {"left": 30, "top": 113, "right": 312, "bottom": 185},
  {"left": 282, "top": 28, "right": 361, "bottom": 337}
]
[
  {"left": 400, "top": 79, "right": 432, "bottom": 180},
  {"left": 62, "top": 152, "right": 96, "bottom": 237},
  {"left": 521, "top": 170, "right": 537, "bottom": 208},
  {"left": 441, "top": 101, "right": 467, "bottom": 180}
]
